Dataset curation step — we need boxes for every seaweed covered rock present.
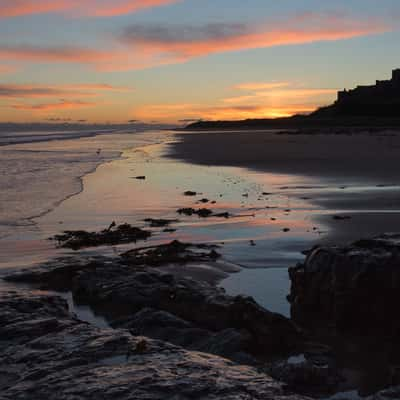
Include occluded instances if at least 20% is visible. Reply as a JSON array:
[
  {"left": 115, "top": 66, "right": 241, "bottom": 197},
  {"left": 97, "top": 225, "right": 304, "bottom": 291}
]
[
  {"left": 288, "top": 234, "right": 400, "bottom": 334},
  {"left": 121, "top": 240, "right": 221, "bottom": 266},
  {"left": 51, "top": 223, "right": 151, "bottom": 250},
  {"left": 0, "top": 291, "right": 308, "bottom": 400},
  {"left": 177, "top": 207, "right": 213, "bottom": 217}
]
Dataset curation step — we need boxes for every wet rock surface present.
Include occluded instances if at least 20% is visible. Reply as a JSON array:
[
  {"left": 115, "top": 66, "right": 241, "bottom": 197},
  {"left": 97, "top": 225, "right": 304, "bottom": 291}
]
[
  {"left": 5, "top": 254, "right": 303, "bottom": 360},
  {"left": 288, "top": 234, "right": 400, "bottom": 334},
  {"left": 0, "top": 291, "right": 308, "bottom": 400}
]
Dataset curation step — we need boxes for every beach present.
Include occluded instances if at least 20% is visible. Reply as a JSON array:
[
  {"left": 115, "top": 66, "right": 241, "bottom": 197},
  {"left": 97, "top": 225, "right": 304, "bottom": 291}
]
[
  {"left": 2, "top": 127, "right": 400, "bottom": 398},
  {"left": 3, "top": 128, "right": 400, "bottom": 301},
  {"left": 170, "top": 129, "right": 400, "bottom": 244}
]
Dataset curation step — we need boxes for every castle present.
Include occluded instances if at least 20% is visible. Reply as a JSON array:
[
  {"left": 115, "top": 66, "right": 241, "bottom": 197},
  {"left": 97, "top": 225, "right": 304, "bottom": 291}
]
[{"left": 334, "top": 69, "right": 400, "bottom": 116}]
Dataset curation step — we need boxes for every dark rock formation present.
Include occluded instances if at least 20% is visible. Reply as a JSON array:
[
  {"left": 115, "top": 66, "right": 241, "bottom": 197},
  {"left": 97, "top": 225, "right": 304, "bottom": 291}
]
[
  {"left": 143, "top": 218, "right": 178, "bottom": 227},
  {"left": 288, "top": 234, "right": 400, "bottom": 334},
  {"left": 183, "top": 190, "right": 197, "bottom": 196},
  {"left": 0, "top": 291, "right": 308, "bottom": 400},
  {"left": 51, "top": 223, "right": 152, "bottom": 250},
  {"left": 121, "top": 240, "right": 221, "bottom": 266},
  {"left": 177, "top": 207, "right": 213, "bottom": 217},
  {"left": 177, "top": 208, "right": 231, "bottom": 218},
  {"left": 113, "top": 307, "right": 255, "bottom": 364},
  {"left": 5, "top": 256, "right": 303, "bottom": 360}
]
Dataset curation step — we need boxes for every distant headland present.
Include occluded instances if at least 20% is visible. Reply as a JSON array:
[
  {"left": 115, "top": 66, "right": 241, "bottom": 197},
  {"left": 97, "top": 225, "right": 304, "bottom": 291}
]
[{"left": 185, "top": 69, "right": 400, "bottom": 130}]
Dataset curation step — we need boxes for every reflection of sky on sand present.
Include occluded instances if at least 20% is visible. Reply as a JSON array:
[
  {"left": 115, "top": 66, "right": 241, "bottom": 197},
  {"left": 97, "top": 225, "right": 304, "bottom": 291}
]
[
  {"left": 24, "top": 138, "right": 329, "bottom": 313},
  {"left": 0, "top": 133, "right": 343, "bottom": 312}
]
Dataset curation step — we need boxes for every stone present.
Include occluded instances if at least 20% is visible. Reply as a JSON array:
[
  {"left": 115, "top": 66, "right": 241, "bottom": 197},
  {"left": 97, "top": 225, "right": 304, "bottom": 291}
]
[
  {"left": 0, "top": 291, "right": 308, "bottom": 400},
  {"left": 6, "top": 256, "right": 303, "bottom": 359},
  {"left": 51, "top": 223, "right": 152, "bottom": 250},
  {"left": 288, "top": 234, "right": 400, "bottom": 334}
]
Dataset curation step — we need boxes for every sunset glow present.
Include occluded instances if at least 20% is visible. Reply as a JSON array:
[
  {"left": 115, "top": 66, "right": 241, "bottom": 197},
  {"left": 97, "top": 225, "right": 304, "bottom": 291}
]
[{"left": 0, "top": 1, "right": 398, "bottom": 123}]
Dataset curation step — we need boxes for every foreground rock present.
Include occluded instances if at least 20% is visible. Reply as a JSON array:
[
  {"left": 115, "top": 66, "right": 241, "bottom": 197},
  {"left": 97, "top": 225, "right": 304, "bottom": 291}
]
[
  {"left": 0, "top": 291, "right": 308, "bottom": 400},
  {"left": 6, "top": 254, "right": 303, "bottom": 361},
  {"left": 288, "top": 234, "right": 400, "bottom": 334}
]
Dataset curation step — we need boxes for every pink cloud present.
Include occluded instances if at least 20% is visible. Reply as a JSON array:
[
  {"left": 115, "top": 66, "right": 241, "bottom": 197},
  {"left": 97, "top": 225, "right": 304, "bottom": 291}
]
[
  {"left": 0, "top": 83, "right": 129, "bottom": 99},
  {"left": 0, "top": 64, "right": 17, "bottom": 73},
  {"left": 234, "top": 82, "right": 290, "bottom": 91},
  {"left": 0, "top": 13, "right": 390, "bottom": 71},
  {"left": 10, "top": 99, "right": 96, "bottom": 111},
  {"left": 0, "top": 0, "right": 179, "bottom": 18},
  {"left": 122, "top": 14, "right": 389, "bottom": 62}
]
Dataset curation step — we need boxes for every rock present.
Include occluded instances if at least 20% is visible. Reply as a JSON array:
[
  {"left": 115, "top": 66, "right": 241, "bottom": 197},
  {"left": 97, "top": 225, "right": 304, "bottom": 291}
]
[
  {"left": 113, "top": 307, "right": 255, "bottom": 364},
  {"left": 51, "top": 223, "right": 152, "bottom": 250},
  {"left": 177, "top": 207, "right": 213, "bottom": 217},
  {"left": 374, "top": 386, "right": 400, "bottom": 399},
  {"left": 6, "top": 256, "right": 303, "bottom": 359},
  {"left": 183, "top": 190, "right": 197, "bottom": 196},
  {"left": 143, "top": 218, "right": 178, "bottom": 227},
  {"left": 0, "top": 291, "right": 308, "bottom": 400},
  {"left": 121, "top": 240, "right": 221, "bottom": 266},
  {"left": 288, "top": 234, "right": 400, "bottom": 334},
  {"left": 267, "top": 355, "right": 342, "bottom": 397},
  {"left": 332, "top": 215, "right": 352, "bottom": 220},
  {"left": 213, "top": 212, "right": 231, "bottom": 219}
]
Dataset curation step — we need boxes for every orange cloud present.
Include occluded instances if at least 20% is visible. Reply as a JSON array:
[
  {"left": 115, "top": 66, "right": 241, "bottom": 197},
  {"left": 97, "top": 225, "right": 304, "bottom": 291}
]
[
  {"left": 10, "top": 99, "right": 96, "bottom": 111},
  {"left": 133, "top": 79, "right": 338, "bottom": 123},
  {"left": 234, "top": 82, "right": 290, "bottom": 91},
  {"left": 0, "top": 0, "right": 179, "bottom": 18},
  {"left": 0, "top": 13, "right": 390, "bottom": 71},
  {"left": 0, "top": 64, "right": 16, "bottom": 73},
  {"left": 224, "top": 87, "right": 337, "bottom": 104},
  {"left": 133, "top": 102, "right": 316, "bottom": 123},
  {"left": 0, "top": 83, "right": 129, "bottom": 99}
]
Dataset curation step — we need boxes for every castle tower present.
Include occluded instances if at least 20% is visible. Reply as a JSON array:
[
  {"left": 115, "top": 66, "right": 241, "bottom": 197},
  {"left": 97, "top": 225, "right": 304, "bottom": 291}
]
[{"left": 392, "top": 69, "right": 400, "bottom": 85}]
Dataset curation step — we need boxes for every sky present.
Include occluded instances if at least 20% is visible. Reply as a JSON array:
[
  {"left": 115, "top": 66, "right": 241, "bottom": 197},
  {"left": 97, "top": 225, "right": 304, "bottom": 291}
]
[{"left": 0, "top": 0, "right": 400, "bottom": 124}]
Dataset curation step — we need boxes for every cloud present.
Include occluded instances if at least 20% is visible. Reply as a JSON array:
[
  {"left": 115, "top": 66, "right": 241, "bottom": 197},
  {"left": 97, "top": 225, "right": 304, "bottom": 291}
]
[
  {"left": 120, "top": 13, "right": 390, "bottom": 65},
  {"left": 10, "top": 99, "right": 96, "bottom": 111},
  {"left": 133, "top": 102, "right": 317, "bottom": 122},
  {"left": 0, "top": 13, "right": 390, "bottom": 72},
  {"left": 0, "top": 0, "right": 179, "bottom": 18},
  {"left": 234, "top": 82, "right": 290, "bottom": 91},
  {"left": 0, "top": 44, "right": 155, "bottom": 71},
  {"left": 223, "top": 87, "right": 337, "bottom": 104},
  {"left": 0, "top": 13, "right": 389, "bottom": 71},
  {"left": 0, "top": 64, "right": 16, "bottom": 73},
  {"left": 0, "top": 83, "right": 129, "bottom": 98},
  {"left": 133, "top": 79, "right": 339, "bottom": 122}
]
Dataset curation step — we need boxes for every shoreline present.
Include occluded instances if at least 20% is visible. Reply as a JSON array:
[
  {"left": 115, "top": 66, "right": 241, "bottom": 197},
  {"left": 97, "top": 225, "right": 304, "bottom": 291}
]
[{"left": 0, "top": 130, "right": 169, "bottom": 239}]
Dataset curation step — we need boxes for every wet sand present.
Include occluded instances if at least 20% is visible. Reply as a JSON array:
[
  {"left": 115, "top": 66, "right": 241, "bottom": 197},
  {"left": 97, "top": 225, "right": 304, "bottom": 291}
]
[
  {"left": 170, "top": 130, "right": 400, "bottom": 184},
  {"left": 169, "top": 130, "right": 400, "bottom": 244}
]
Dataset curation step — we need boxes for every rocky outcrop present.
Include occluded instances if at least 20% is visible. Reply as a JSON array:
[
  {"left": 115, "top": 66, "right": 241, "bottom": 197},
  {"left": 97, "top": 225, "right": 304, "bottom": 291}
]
[
  {"left": 0, "top": 291, "right": 309, "bottom": 400},
  {"left": 6, "top": 256, "right": 303, "bottom": 360},
  {"left": 288, "top": 234, "right": 400, "bottom": 334}
]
